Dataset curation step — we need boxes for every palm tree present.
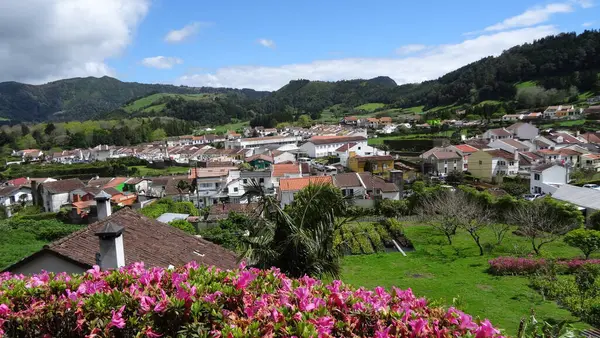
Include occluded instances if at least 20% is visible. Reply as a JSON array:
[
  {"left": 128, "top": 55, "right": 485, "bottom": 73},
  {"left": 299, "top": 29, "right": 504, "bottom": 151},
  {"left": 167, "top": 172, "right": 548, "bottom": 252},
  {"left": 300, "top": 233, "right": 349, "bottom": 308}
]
[
  {"left": 176, "top": 179, "right": 191, "bottom": 202},
  {"left": 241, "top": 180, "right": 353, "bottom": 279}
]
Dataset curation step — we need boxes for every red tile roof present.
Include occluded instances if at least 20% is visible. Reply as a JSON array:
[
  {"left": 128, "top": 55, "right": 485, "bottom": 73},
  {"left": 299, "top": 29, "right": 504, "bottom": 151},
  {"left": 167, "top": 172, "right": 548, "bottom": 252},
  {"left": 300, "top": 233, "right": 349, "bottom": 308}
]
[
  {"left": 485, "top": 149, "right": 515, "bottom": 160},
  {"left": 335, "top": 143, "right": 357, "bottom": 152},
  {"left": 537, "top": 149, "right": 561, "bottom": 155},
  {"left": 453, "top": 144, "right": 479, "bottom": 153},
  {"left": 487, "top": 128, "right": 512, "bottom": 137},
  {"left": 16, "top": 208, "right": 239, "bottom": 270},
  {"left": 354, "top": 155, "right": 394, "bottom": 161},
  {"left": 246, "top": 154, "right": 274, "bottom": 163},
  {"left": 272, "top": 163, "right": 300, "bottom": 177},
  {"left": 558, "top": 148, "right": 582, "bottom": 156},
  {"left": 279, "top": 176, "right": 333, "bottom": 191},
  {"left": 42, "top": 179, "right": 85, "bottom": 194}
]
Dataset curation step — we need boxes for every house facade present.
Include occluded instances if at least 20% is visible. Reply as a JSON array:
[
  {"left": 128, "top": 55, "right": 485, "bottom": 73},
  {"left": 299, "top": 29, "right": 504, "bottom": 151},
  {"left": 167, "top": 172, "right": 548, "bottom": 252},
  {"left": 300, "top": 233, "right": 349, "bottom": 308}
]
[
  {"left": 40, "top": 179, "right": 86, "bottom": 212},
  {"left": 299, "top": 136, "right": 368, "bottom": 158},
  {"left": 347, "top": 155, "right": 394, "bottom": 175},
  {"left": 530, "top": 163, "right": 568, "bottom": 195},
  {"left": 468, "top": 149, "right": 519, "bottom": 180},
  {"left": 420, "top": 148, "right": 463, "bottom": 175},
  {"left": 482, "top": 128, "right": 513, "bottom": 141},
  {"left": 278, "top": 176, "right": 333, "bottom": 207},
  {"left": 0, "top": 186, "right": 32, "bottom": 209}
]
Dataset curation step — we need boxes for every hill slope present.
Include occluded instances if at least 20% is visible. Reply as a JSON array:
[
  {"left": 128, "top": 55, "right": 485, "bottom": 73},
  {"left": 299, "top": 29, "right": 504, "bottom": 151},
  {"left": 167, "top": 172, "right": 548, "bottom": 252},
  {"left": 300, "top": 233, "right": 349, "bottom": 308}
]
[{"left": 0, "top": 76, "right": 269, "bottom": 122}]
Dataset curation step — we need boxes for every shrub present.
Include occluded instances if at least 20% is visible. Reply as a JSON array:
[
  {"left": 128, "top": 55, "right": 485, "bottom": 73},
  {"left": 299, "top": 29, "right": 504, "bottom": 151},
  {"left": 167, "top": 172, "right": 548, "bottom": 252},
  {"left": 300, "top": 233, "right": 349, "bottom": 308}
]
[
  {"left": 168, "top": 219, "right": 196, "bottom": 235},
  {"left": 0, "top": 263, "right": 504, "bottom": 337},
  {"left": 488, "top": 257, "right": 547, "bottom": 275},
  {"left": 564, "top": 228, "right": 600, "bottom": 259},
  {"left": 376, "top": 199, "right": 408, "bottom": 218},
  {"left": 590, "top": 210, "right": 600, "bottom": 231}
]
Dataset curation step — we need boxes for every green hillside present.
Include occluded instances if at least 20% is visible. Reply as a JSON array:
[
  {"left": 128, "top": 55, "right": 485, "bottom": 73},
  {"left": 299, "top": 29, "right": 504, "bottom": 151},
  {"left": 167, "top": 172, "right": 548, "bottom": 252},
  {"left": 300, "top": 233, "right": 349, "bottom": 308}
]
[{"left": 122, "top": 93, "right": 221, "bottom": 113}]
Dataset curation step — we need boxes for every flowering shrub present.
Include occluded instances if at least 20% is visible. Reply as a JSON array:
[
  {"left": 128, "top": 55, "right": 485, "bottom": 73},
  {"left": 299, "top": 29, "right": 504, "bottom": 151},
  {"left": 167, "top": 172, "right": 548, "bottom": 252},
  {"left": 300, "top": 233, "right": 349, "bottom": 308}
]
[
  {"left": 488, "top": 257, "right": 547, "bottom": 276},
  {"left": 0, "top": 262, "right": 504, "bottom": 337},
  {"left": 489, "top": 257, "right": 600, "bottom": 276}
]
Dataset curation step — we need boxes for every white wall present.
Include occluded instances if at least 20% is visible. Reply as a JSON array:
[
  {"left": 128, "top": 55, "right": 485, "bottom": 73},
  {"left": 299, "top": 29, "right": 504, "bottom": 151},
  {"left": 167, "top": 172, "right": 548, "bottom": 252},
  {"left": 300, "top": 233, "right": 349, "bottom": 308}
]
[
  {"left": 42, "top": 191, "right": 70, "bottom": 212},
  {"left": 274, "top": 152, "right": 296, "bottom": 164},
  {"left": 530, "top": 165, "right": 567, "bottom": 194},
  {"left": 382, "top": 191, "right": 400, "bottom": 200},
  {"left": 280, "top": 191, "right": 295, "bottom": 207},
  {"left": 301, "top": 140, "right": 368, "bottom": 158},
  {"left": 9, "top": 252, "right": 87, "bottom": 275},
  {"left": 488, "top": 140, "right": 517, "bottom": 154}
]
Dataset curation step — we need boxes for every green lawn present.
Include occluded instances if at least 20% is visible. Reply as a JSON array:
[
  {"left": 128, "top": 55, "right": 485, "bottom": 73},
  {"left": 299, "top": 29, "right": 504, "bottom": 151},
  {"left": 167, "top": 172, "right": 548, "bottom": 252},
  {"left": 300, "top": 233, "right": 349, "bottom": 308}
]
[
  {"left": 130, "top": 165, "right": 190, "bottom": 177},
  {"left": 541, "top": 119, "right": 586, "bottom": 128},
  {"left": 124, "top": 93, "right": 215, "bottom": 113},
  {"left": 402, "top": 105, "right": 425, "bottom": 114},
  {"left": 0, "top": 228, "right": 48, "bottom": 269},
  {"left": 477, "top": 100, "right": 502, "bottom": 106},
  {"left": 515, "top": 81, "right": 537, "bottom": 89},
  {"left": 209, "top": 121, "right": 249, "bottom": 134},
  {"left": 340, "top": 225, "right": 590, "bottom": 336},
  {"left": 355, "top": 103, "right": 385, "bottom": 112}
]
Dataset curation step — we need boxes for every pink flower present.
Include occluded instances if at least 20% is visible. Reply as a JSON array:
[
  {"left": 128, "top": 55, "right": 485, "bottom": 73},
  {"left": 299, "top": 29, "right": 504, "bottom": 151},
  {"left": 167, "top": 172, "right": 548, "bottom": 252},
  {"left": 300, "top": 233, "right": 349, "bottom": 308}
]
[
  {"left": 85, "top": 328, "right": 101, "bottom": 338},
  {"left": 203, "top": 291, "right": 223, "bottom": 303},
  {"left": 108, "top": 305, "right": 126, "bottom": 329},
  {"left": 154, "top": 299, "right": 168, "bottom": 313},
  {"left": 375, "top": 325, "right": 391, "bottom": 338},
  {"left": 409, "top": 318, "right": 429, "bottom": 336},
  {"left": 0, "top": 304, "right": 10, "bottom": 316},
  {"left": 459, "top": 313, "right": 478, "bottom": 331},
  {"left": 235, "top": 270, "right": 256, "bottom": 289},
  {"left": 475, "top": 319, "right": 500, "bottom": 338},
  {"left": 293, "top": 312, "right": 302, "bottom": 321},
  {"left": 313, "top": 316, "right": 335, "bottom": 336},
  {"left": 140, "top": 296, "right": 155, "bottom": 313}
]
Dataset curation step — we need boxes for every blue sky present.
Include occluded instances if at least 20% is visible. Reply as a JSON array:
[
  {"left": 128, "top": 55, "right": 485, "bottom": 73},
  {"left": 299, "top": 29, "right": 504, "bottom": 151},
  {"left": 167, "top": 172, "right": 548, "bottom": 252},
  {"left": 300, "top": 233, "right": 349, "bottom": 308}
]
[{"left": 0, "top": 0, "right": 597, "bottom": 89}]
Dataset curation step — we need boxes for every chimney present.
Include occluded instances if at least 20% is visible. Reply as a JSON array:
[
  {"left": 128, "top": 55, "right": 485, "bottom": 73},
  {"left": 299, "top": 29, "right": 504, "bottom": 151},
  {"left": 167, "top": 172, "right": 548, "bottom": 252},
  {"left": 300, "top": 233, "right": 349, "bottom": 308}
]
[
  {"left": 389, "top": 170, "right": 404, "bottom": 198},
  {"left": 94, "top": 222, "right": 125, "bottom": 270},
  {"left": 514, "top": 150, "right": 519, "bottom": 161},
  {"left": 95, "top": 190, "right": 112, "bottom": 220}
]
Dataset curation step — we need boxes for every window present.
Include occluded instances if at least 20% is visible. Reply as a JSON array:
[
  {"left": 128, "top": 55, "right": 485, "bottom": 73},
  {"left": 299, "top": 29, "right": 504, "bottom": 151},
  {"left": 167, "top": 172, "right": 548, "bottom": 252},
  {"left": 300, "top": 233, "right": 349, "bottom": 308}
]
[
  {"left": 259, "top": 178, "right": 264, "bottom": 183},
  {"left": 509, "top": 161, "right": 514, "bottom": 166},
  {"left": 372, "top": 164, "right": 378, "bottom": 170},
  {"left": 382, "top": 163, "right": 388, "bottom": 169},
  {"left": 243, "top": 179, "right": 247, "bottom": 184},
  {"left": 234, "top": 187, "right": 239, "bottom": 192},
  {"left": 444, "top": 167, "right": 448, "bottom": 173},
  {"left": 498, "top": 161, "right": 506, "bottom": 166},
  {"left": 199, "top": 183, "right": 212, "bottom": 188},
  {"left": 453, "top": 160, "right": 457, "bottom": 164},
  {"left": 534, "top": 174, "right": 540, "bottom": 180},
  {"left": 444, "top": 160, "right": 448, "bottom": 164},
  {"left": 479, "top": 160, "right": 482, "bottom": 165}
]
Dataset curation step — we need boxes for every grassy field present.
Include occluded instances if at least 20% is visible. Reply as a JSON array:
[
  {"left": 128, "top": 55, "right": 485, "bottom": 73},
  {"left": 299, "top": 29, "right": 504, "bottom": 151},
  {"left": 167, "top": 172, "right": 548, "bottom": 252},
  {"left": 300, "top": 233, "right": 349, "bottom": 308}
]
[
  {"left": 209, "top": 121, "right": 249, "bottom": 134},
  {"left": 340, "top": 225, "right": 590, "bottom": 336},
  {"left": 123, "top": 93, "right": 215, "bottom": 113},
  {"left": 477, "top": 100, "right": 502, "bottom": 106},
  {"left": 0, "top": 228, "right": 48, "bottom": 269},
  {"left": 355, "top": 103, "right": 385, "bottom": 112},
  {"left": 541, "top": 119, "right": 586, "bottom": 128},
  {"left": 401, "top": 106, "right": 425, "bottom": 114},
  {"left": 368, "top": 130, "right": 458, "bottom": 145},
  {"left": 515, "top": 81, "right": 537, "bottom": 89},
  {"left": 130, "top": 165, "right": 190, "bottom": 177}
]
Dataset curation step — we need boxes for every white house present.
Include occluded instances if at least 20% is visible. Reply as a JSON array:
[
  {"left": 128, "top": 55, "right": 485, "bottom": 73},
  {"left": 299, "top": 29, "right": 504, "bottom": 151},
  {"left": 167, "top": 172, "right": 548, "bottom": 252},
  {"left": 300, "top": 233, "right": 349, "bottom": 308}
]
[
  {"left": 502, "top": 114, "right": 524, "bottom": 121},
  {"left": 335, "top": 142, "right": 381, "bottom": 167},
  {"left": 300, "top": 135, "right": 368, "bottom": 158},
  {"left": 0, "top": 186, "right": 32, "bottom": 209},
  {"left": 333, "top": 173, "right": 367, "bottom": 198},
  {"left": 225, "top": 136, "right": 302, "bottom": 150},
  {"left": 488, "top": 139, "right": 531, "bottom": 154},
  {"left": 482, "top": 128, "right": 513, "bottom": 141},
  {"left": 272, "top": 150, "right": 296, "bottom": 164},
  {"left": 506, "top": 122, "right": 539, "bottom": 141},
  {"left": 530, "top": 163, "right": 568, "bottom": 195},
  {"left": 450, "top": 144, "right": 479, "bottom": 171},
  {"left": 40, "top": 179, "right": 86, "bottom": 212},
  {"left": 485, "top": 149, "right": 520, "bottom": 176}
]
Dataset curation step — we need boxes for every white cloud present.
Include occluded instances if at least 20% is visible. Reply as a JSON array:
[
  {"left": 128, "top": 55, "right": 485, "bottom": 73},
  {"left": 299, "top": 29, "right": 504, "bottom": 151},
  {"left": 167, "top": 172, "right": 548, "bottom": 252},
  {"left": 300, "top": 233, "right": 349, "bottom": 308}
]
[
  {"left": 484, "top": 3, "right": 573, "bottom": 32},
  {"left": 395, "top": 44, "right": 427, "bottom": 55},
  {"left": 141, "top": 56, "right": 183, "bottom": 69},
  {"left": 177, "top": 25, "right": 558, "bottom": 91},
  {"left": 582, "top": 21, "right": 596, "bottom": 27},
  {"left": 0, "top": 0, "right": 149, "bottom": 84},
  {"left": 164, "top": 22, "right": 207, "bottom": 43},
  {"left": 573, "top": 0, "right": 594, "bottom": 8},
  {"left": 257, "top": 39, "right": 276, "bottom": 48}
]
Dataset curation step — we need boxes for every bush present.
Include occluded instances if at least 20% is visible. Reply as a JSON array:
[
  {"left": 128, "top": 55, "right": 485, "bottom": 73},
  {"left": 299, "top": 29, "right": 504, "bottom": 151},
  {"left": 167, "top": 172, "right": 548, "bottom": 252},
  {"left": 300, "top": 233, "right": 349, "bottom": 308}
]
[
  {"left": 168, "top": 219, "right": 196, "bottom": 235},
  {"left": 488, "top": 257, "right": 547, "bottom": 276},
  {"left": 376, "top": 199, "right": 408, "bottom": 218},
  {"left": 564, "top": 228, "right": 600, "bottom": 259},
  {"left": 0, "top": 263, "right": 504, "bottom": 337},
  {"left": 590, "top": 210, "right": 600, "bottom": 231}
]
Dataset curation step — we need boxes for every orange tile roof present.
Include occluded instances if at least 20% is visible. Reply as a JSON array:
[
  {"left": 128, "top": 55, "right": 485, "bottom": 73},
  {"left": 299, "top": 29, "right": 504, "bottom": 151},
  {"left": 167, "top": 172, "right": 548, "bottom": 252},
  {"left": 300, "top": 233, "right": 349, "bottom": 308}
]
[
  {"left": 103, "top": 177, "right": 129, "bottom": 188},
  {"left": 454, "top": 144, "right": 479, "bottom": 153},
  {"left": 272, "top": 163, "right": 300, "bottom": 177},
  {"left": 279, "top": 176, "right": 333, "bottom": 192}
]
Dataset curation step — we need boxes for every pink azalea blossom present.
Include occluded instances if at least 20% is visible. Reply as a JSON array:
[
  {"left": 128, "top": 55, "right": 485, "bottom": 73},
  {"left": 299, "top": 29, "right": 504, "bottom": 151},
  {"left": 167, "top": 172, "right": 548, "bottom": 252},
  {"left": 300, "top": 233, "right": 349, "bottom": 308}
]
[{"left": 108, "top": 305, "right": 126, "bottom": 329}]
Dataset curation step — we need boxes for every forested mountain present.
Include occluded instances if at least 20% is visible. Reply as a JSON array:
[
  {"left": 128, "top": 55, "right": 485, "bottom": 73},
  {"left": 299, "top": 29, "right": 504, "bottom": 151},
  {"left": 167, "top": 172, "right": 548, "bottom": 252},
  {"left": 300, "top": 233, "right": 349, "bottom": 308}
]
[
  {"left": 0, "top": 76, "right": 269, "bottom": 122},
  {"left": 1, "top": 30, "right": 599, "bottom": 125}
]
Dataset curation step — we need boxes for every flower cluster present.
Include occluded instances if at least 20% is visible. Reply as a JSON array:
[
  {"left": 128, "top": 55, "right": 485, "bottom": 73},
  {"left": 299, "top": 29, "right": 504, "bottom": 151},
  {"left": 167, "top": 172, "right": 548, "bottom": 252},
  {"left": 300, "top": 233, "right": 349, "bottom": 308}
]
[
  {"left": 488, "top": 257, "right": 547, "bottom": 276},
  {"left": 0, "top": 262, "right": 504, "bottom": 337},
  {"left": 489, "top": 257, "right": 600, "bottom": 276}
]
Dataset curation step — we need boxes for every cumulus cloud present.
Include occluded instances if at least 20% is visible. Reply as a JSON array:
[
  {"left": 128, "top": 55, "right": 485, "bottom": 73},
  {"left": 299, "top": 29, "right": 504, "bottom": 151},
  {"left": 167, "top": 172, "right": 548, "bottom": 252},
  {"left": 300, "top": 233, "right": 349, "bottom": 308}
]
[
  {"left": 582, "top": 21, "right": 596, "bottom": 27},
  {"left": 257, "top": 39, "right": 276, "bottom": 48},
  {"left": 141, "top": 56, "right": 183, "bottom": 69},
  {"left": 484, "top": 3, "right": 573, "bottom": 32},
  {"left": 0, "top": 0, "right": 149, "bottom": 84},
  {"left": 395, "top": 44, "right": 427, "bottom": 55},
  {"left": 177, "top": 25, "right": 558, "bottom": 91},
  {"left": 164, "top": 22, "right": 208, "bottom": 43},
  {"left": 573, "top": 0, "right": 594, "bottom": 8}
]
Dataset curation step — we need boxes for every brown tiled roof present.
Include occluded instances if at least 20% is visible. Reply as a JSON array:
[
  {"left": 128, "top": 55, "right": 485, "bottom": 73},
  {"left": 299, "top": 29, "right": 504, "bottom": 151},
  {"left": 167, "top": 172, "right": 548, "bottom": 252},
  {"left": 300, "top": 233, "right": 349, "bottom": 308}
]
[
  {"left": 532, "top": 163, "right": 563, "bottom": 172},
  {"left": 487, "top": 128, "right": 512, "bottom": 137},
  {"left": 358, "top": 173, "right": 398, "bottom": 192},
  {"left": 558, "top": 148, "right": 582, "bottom": 156},
  {"left": 537, "top": 149, "right": 561, "bottom": 155},
  {"left": 87, "top": 177, "right": 115, "bottom": 187},
  {"left": 549, "top": 132, "right": 581, "bottom": 144},
  {"left": 465, "top": 139, "right": 490, "bottom": 150},
  {"left": 42, "top": 179, "right": 85, "bottom": 194},
  {"left": 272, "top": 163, "right": 300, "bottom": 177},
  {"left": 333, "top": 173, "right": 362, "bottom": 188},
  {"left": 581, "top": 133, "right": 600, "bottom": 144},
  {"left": 0, "top": 186, "right": 21, "bottom": 197},
  {"left": 484, "top": 149, "right": 515, "bottom": 160},
  {"left": 164, "top": 177, "right": 195, "bottom": 196},
  {"left": 279, "top": 176, "right": 333, "bottom": 191},
  {"left": 307, "top": 135, "right": 367, "bottom": 145},
  {"left": 246, "top": 154, "right": 274, "bottom": 163},
  {"left": 500, "top": 139, "right": 529, "bottom": 149},
  {"left": 430, "top": 151, "right": 461, "bottom": 160},
  {"left": 344, "top": 116, "right": 358, "bottom": 121},
  {"left": 379, "top": 117, "right": 392, "bottom": 123},
  {"left": 104, "top": 177, "right": 129, "bottom": 188},
  {"left": 36, "top": 208, "right": 238, "bottom": 270},
  {"left": 335, "top": 142, "right": 357, "bottom": 152},
  {"left": 209, "top": 202, "right": 259, "bottom": 216}
]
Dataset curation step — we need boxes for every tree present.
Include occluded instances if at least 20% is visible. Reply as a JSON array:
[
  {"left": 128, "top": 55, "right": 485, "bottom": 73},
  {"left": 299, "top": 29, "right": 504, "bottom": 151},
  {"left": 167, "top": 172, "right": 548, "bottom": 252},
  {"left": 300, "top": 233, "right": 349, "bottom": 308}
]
[
  {"left": 242, "top": 181, "right": 352, "bottom": 278},
  {"left": 377, "top": 144, "right": 390, "bottom": 156},
  {"left": 564, "top": 229, "right": 600, "bottom": 259},
  {"left": 509, "top": 198, "right": 583, "bottom": 255},
  {"left": 376, "top": 199, "right": 408, "bottom": 218},
  {"left": 168, "top": 219, "right": 196, "bottom": 234},
  {"left": 446, "top": 170, "right": 464, "bottom": 185},
  {"left": 44, "top": 123, "right": 56, "bottom": 135},
  {"left": 176, "top": 180, "right": 190, "bottom": 202},
  {"left": 20, "top": 123, "right": 30, "bottom": 136},
  {"left": 296, "top": 114, "right": 313, "bottom": 128},
  {"left": 590, "top": 210, "right": 600, "bottom": 231},
  {"left": 150, "top": 128, "right": 167, "bottom": 141}
]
